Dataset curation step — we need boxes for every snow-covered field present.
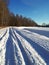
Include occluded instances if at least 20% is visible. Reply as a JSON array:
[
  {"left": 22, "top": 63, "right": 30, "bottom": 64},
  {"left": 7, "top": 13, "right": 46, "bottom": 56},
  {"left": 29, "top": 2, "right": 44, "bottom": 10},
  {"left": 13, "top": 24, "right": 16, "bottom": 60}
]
[{"left": 0, "top": 27, "right": 49, "bottom": 65}]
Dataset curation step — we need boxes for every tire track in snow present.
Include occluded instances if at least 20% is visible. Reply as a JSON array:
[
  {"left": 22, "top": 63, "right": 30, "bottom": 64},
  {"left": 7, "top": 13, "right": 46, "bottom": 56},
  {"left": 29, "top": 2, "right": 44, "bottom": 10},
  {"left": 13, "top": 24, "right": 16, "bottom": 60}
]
[
  {"left": 5, "top": 28, "right": 16, "bottom": 65},
  {"left": 0, "top": 27, "right": 49, "bottom": 65},
  {"left": 12, "top": 29, "right": 33, "bottom": 65},
  {"left": 11, "top": 28, "right": 26, "bottom": 65},
  {"left": 5, "top": 28, "right": 25, "bottom": 65},
  {"left": 13, "top": 29, "right": 46, "bottom": 65},
  {"left": 0, "top": 28, "right": 9, "bottom": 65},
  {"left": 13, "top": 28, "right": 49, "bottom": 65},
  {"left": 12, "top": 37, "right": 26, "bottom": 65}
]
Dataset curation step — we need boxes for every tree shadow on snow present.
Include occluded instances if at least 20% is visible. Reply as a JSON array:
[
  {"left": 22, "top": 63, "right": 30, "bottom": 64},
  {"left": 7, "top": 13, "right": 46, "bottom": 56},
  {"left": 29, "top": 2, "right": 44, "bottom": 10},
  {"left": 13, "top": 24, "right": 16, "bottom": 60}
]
[
  {"left": 24, "top": 29, "right": 49, "bottom": 37},
  {"left": 14, "top": 29, "right": 49, "bottom": 65}
]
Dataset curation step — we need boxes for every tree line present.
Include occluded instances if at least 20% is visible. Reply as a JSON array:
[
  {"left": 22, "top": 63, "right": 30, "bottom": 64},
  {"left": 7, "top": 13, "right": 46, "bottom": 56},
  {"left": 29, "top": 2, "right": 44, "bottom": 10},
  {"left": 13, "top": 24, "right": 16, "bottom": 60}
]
[
  {"left": 9, "top": 13, "right": 38, "bottom": 26},
  {"left": 0, "top": 0, "right": 38, "bottom": 26},
  {"left": 1, "top": 0, "right": 49, "bottom": 27},
  {"left": 38, "top": 23, "right": 49, "bottom": 27}
]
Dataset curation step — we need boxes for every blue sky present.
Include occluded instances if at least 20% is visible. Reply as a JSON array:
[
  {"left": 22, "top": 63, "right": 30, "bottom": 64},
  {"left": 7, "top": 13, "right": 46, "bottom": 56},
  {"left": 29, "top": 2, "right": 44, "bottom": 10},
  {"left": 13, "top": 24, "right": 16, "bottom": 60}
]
[{"left": 9, "top": 0, "right": 49, "bottom": 25}]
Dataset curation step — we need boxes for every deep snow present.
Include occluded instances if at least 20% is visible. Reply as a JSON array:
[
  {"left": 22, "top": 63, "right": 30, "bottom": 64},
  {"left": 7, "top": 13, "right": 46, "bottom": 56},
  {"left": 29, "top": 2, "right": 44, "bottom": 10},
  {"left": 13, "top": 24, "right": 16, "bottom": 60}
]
[{"left": 0, "top": 27, "right": 49, "bottom": 65}]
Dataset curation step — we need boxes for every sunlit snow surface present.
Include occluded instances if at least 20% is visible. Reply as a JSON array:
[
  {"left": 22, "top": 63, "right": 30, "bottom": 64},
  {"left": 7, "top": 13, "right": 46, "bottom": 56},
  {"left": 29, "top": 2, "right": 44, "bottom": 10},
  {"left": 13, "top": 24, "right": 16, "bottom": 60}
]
[{"left": 0, "top": 27, "right": 49, "bottom": 65}]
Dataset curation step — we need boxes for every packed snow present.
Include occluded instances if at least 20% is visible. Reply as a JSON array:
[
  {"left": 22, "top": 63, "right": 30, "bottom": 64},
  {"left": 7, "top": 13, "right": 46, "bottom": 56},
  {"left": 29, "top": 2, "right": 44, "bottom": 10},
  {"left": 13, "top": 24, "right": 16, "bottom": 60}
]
[{"left": 0, "top": 27, "right": 49, "bottom": 65}]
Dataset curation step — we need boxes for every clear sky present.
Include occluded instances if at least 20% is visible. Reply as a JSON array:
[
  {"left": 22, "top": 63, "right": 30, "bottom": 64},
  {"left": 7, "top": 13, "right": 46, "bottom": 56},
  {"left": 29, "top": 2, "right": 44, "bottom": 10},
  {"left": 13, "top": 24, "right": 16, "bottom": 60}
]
[{"left": 8, "top": 0, "right": 49, "bottom": 25}]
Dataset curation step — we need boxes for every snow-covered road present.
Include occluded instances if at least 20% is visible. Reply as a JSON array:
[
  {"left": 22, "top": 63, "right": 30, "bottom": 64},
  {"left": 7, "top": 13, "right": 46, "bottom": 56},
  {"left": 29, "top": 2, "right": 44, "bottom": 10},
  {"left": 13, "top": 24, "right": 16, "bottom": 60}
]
[{"left": 0, "top": 27, "right": 49, "bottom": 65}]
